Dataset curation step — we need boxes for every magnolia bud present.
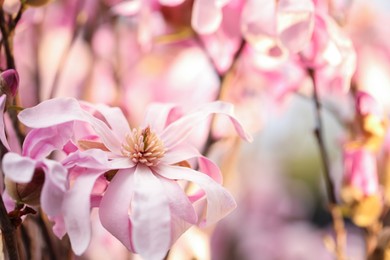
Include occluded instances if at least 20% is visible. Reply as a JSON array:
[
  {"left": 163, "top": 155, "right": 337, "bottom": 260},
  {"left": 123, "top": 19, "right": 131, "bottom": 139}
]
[
  {"left": 5, "top": 168, "right": 45, "bottom": 206},
  {"left": 25, "top": 0, "right": 52, "bottom": 7},
  {"left": 0, "top": 69, "right": 19, "bottom": 98}
]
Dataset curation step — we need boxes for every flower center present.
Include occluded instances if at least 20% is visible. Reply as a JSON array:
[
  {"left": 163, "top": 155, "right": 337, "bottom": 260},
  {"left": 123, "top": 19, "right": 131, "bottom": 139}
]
[{"left": 121, "top": 126, "right": 165, "bottom": 166}]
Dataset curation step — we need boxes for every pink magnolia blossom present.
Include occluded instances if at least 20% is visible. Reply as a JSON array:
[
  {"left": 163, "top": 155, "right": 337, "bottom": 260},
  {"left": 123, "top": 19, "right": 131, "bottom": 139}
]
[
  {"left": 2, "top": 118, "right": 111, "bottom": 255},
  {"left": 18, "top": 97, "right": 252, "bottom": 259}
]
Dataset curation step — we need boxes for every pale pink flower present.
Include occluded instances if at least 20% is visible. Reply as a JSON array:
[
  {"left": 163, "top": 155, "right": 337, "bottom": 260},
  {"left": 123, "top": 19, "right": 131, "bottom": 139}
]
[
  {"left": 2, "top": 118, "right": 111, "bottom": 255},
  {"left": 241, "top": 0, "right": 314, "bottom": 55},
  {"left": 18, "top": 97, "right": 252, "bottom": 259}
]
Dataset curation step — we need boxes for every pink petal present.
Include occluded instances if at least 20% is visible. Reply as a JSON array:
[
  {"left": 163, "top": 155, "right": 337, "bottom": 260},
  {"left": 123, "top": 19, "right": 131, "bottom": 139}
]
[
  {"left": 142, "top": 103, "right": 181, "bottom": 134},
  {"left": 18, "top": 98, "right": 122, "bottom": 155},
  {"left": 192, "top": 0, "right": 223, "bottom": 34},
  {"left": 99, "top": 168, "right": 136, "bottom": 252},
  {"left": 162, "top": 144, "right": 200, "bottom": 165},
  {"left": 62, "top": 149, "right": 110, "bottom": 170},
  {"left": 18, "top": 98, "right": 86, "bottom": 128},
  {"left": 198, "top": 156, "right": 223, "bottom": 184},
  {"left": 157, "top": 165, "right": 236, "bottom": 226},
  {"left": 0, "top": 95, "right": 10, "bottom": 150},
  {"left": 109, "top": 157, "right": 135, "bottom": 169},
  {"left": 170, "top": 214, "right": 192, "bottom": 245},
  {"left": 61, "top": 149, "right": 111, "bottom": 254},
  {"left": 159, "top": 0, "right": 186, "bottom": 6},
  {"left": 158, "top": 177, "right": 197, "bottom": 224},
  {"left": 277, "top": 0, "right": 314, "bottom": 53},
  {"left": 161, "top": 101, "right": 253, "bottom": 149},
  {"left": 2, "top": 152, "right": 36, "bottom": 183},
  {"left": 63, "top": 170, "right": 104, "bottom": 255},
  {"left": 49, "top": 215, "right": 67, "bottom": 239},
  {"left": 89, "top": 103, "right": 131, "bottom": 142},
  {"left": 241, "top": 0, "right": 277, "bottom": 52},
  {"left": 131, "top": 165, "right": 171, "bottom": 259},
  {"left": 111, "top": 0, "right": 141, "bottom": 16},
  {"left": 40, "top": 159, "right": 68, "bottom": 216},
  {"left": 22, "top": 123, "right": 74, "bottom": 159},
  {"left": 162, "top": 145, "right": 222, "bottom": 184}
]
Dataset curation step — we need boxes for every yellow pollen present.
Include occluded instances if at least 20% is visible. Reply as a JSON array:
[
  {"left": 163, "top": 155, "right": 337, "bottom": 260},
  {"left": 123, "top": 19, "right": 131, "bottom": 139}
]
[{"left": 121, "top": 126, "right": 165, "bottom": 166}]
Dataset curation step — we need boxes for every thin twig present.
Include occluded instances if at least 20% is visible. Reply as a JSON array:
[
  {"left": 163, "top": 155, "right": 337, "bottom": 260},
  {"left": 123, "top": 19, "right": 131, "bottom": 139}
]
[
  {"left": 0, "top": 8, "right": 15, "bottom": 69},
  {"left": 308, "top": 68, "right": 347, "bottom": 260}
]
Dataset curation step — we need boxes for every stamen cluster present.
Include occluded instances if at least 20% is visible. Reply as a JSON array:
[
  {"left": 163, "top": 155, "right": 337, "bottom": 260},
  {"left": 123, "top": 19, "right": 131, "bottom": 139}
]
[{"left": 121, "top": 126, "right": 165, "bottom": 166}]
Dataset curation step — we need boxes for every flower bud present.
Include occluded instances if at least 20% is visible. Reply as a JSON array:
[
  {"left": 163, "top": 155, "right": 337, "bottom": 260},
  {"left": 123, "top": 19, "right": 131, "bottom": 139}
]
[
  {"left": 0, "top": 69, "right": 19, "bottom": 98},
  {"left": 5, "top": 168, "right": 45, "bottom": 206},
  {"left": 25, "top": 0, "right": 52, "bottom": 7}
]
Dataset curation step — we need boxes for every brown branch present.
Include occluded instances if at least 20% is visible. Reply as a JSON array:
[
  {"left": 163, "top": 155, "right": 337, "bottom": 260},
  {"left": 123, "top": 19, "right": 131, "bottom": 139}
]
[
  {"left": 308, "top": 68, "right": 347, "bottom": 260},
  {"left": 0, "top": 189, "right": 19, "bottom": 260}
]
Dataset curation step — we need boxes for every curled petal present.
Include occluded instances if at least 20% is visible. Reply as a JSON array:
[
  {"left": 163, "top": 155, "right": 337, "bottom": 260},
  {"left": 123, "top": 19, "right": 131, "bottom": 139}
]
[
  {"left": 131, "top": 165, "right": 171, "bottom": 260},
  {"left": 157, "top": 165, "right": 236, "bottom": 226},
  {"left": 49, "top": 215, "right": 67, "bottom": 239},
  {"left": 18, "top": 98, "right": 122, "bottom": 155},
  {"left": 3, "top": 152, "right": 36, "bottom": 183},
  {"left": 22, "top": 123, "right": 74, "bottom": 159}
]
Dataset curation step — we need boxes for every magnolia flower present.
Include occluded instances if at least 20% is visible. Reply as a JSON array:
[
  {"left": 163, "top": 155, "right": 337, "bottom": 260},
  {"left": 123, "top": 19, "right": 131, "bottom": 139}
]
[{"left": 18, "top": 97, "right": 252, "bottom": 259}]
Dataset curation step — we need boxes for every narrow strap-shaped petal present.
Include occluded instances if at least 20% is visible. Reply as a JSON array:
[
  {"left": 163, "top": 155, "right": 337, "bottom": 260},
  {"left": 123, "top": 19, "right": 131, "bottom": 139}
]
[
  {"left": 161, "top": 144, "right": 200, "bottom": 165},
  {"left": 63, "top": 169, "right": 105, "bottom": 255},
  {"left": 156, "top": 165, "right": 236, "bottom": 226},
  {"left": 99, "top": 168, "right": 136, "bottom": 252},
  {"left": 2, "top": 152, "right": 36, "bottom": 183},
  {"left": 161, "top": 101, "right": 252, "bottom": 149},
  {"left": 0, "top": 95, "right": 10, "bottom": 150},
  {"left": 131, "top": 165, "right": 171, "bottom": 260},
  {"left": 41, "top": 159, "right": 68, "bottom": 216}
]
